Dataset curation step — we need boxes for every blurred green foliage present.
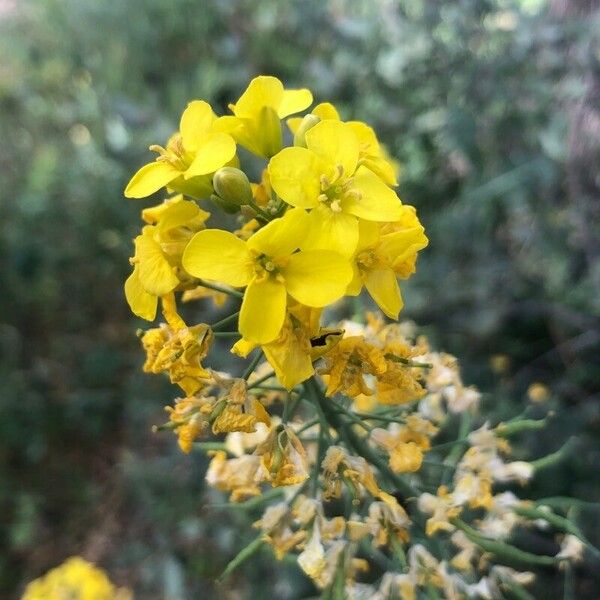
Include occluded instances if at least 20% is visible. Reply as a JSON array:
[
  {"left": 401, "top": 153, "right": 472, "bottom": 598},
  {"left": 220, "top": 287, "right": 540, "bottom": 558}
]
[{"left": 1, "top": 0, "right": 599, "bottom": 597}]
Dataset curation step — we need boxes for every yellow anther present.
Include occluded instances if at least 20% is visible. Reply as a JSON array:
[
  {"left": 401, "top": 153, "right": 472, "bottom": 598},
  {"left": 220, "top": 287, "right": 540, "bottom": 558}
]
[{"left": 318, "top": 193, "right": 329, "bottom": 203}]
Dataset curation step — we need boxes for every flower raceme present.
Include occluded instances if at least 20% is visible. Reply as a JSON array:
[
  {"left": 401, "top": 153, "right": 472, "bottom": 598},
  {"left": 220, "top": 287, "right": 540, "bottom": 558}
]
[{"left": 119, "top": 77, "right": 585, "bottom": 598}]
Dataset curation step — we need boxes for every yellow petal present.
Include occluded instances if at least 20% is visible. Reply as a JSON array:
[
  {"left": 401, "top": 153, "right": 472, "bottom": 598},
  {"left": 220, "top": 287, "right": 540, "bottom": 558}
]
[
  {"left": 302, "top": 204, "right": 359, "bottom": 257},
  {"left": 364, "top": 268, "right": 403, "bottom": 319},
  {"left": 343, "top": 167, "right": 404, "bottom": 221},
  {"left": 182, "top": 229, "right": 252, "bottom": 287},
  {"left": 184, "top": 132, "right": 236, "bottom": 178},
  {"left": 268, "top": 147, "right": 323, "bottom": 208},
  {"left": 312, "top": 102, "right": 340, "bottom": 121},
  {"left": 156, "top": 199, "right": 202, "bottom": 233},
  {"left": 231, "top": 337, "right": 257, "bottom": 358},
  {"left": 124, "top": 267, "right": 158, "bottom": 321},
  {"left": 264, "top": 340, "right": 314, "bottom": 390},
  {"left": 379, "top": 228, "right": 429, "bottom": 267},
  {"left": 362, "top": 156, "right": 398, "bottom": 187},
  {"left": 305, "top": 120, "right": 359, "bottom": 178},
  {"left": 134, "top": 232, "right": 180, "bottom": 295},
  {"left": 125, "top": 161, "right": 180, "bottom": 198},
  {"left": 356, "top": 219, "right": 380, "bottom": 252},
  {"left": 239, "top": 277, "right": 287, "bottom": 344},
  {"left": 278, "top": 88, "right": 313, "bottom": 118},
  {"left": 247, "top": 207, "right": 309, "bottom": 257},
  {"left": 179, "top": 100, "right": 215, "bottom": 152},
  {"left": 346, "top": 263, "right": 363, "bottom": 296},
  {"left": 232, "top": 75, "right": 283, "bottom": 117},
  {"left": 283, "top": 250, "right": 352, "bottom": 306}
]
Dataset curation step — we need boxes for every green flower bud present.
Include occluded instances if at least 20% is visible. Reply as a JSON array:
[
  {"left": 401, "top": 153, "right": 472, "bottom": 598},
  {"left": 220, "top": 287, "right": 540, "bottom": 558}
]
[
  {"left": 293, "top": 114, "right": 321, "bottom": 148},
  {"left": 213, "top": 167, "right": 253, "bottom": 209}
]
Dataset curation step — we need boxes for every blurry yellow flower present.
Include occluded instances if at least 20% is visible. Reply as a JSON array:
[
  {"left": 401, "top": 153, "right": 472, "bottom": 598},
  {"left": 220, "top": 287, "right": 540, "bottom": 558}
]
[
  {"left": 527, "top": 382, "right": 550, "bottom": 403},
  {"left": 125, "top": 100, "right": 236, "bottom": 199},
  {"left": 218, "top": 75, "right": 313, "bottom": 158},
  {"left": 418, "top": 486, "right": 462, "bottom": 537},
  {"left": 182, "top": 208, "right": 352, "bottom": 344},
  {"left": 22, "top": 556, "right": 131, "bottom": 600},
  {"left": 206, "top": 451, "right": 266, "bottom": 502},
  {"left": 269, "top": 120, "right": 404, "bottom": 256}
]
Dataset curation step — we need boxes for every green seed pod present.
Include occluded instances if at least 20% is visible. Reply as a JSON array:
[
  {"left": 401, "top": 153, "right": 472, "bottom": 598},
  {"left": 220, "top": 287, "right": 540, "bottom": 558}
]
[
  {"left": 293, "top": 114, "right": 321, "bottom": 148},
  {"left": 213, "top": 167, "right": 253, "bottom": 208}
]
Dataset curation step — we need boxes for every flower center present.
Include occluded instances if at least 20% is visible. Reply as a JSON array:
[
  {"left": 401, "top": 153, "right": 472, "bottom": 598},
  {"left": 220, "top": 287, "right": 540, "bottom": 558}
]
[
  {"left": 150, "top": 134, "right": 190, "bottom": 171},
  {"left": 317, "top": 164, "right": 362, "bottom": 213}
]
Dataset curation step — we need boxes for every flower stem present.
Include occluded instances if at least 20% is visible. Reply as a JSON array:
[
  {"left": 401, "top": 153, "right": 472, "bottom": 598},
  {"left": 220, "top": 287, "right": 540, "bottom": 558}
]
[{"left": 197, "top": 279, "right": 243, "bottom": 299}]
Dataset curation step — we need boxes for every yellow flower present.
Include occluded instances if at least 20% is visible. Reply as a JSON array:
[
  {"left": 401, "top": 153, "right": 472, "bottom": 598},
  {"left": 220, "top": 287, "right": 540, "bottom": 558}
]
[
  {"left": 287, "top": 103, "right": 400, "bottom": 186},
  {"left": 371, "top": 428, "right": 424, "bottom": 474},
  {"left": 232, "top": 303, "right": 343, "bottom": 390},
  {"left": 206, "top": 451, "right": 266, "bottom": 502},
  {"left": 141, "top": 294, "right": 212, "bottom": 395},
  {"left": 218, "top": 75, "right": 313, "bottom": 158},
  {"left": 182, "top": 208, "right": 352, "bottom": 344},
  {"left": 346, "top": 215, "right": 428, "bottom": 318},
  {"left": 22, "top": 556, "right": 132, "bottom": 600},
  {"left": 268, "top": 120, "right": 404, "bottom": 256},
  {"left": 320, "top": 336, "right": 388, "bottom": 397},
  {"left": 256, "top": 425, "right": 309, "bottom": 487},
  {"left": 124, "top": 195, "right": 209, "bottom": 320},
  {"left": 125, "top": 100, "right": 236, "bottom": 199},
  {"left": 418, "top": 486, "right": 462, "bottom": 537}
]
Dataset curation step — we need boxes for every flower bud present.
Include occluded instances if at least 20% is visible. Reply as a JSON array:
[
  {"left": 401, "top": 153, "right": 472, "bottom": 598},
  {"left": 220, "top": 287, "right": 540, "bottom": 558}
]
[
  {"left": 213, "top": 167, "right": 253, "bottom": 208},
  {"left": 293, "top": 114, "right": 321, "bottom": 148}
]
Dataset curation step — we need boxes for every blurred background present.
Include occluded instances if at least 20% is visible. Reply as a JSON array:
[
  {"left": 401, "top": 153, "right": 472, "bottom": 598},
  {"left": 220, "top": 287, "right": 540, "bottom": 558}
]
[{"left": 1, "top": 0, "right": 599, "bottom": 597}]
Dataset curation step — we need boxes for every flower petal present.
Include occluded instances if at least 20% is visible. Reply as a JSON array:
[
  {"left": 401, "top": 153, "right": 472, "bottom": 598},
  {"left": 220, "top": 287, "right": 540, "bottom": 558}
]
[
  {"left": 278, "top": 88, "right": 313, "bottom": 118},
  {"left": 179, "top": 100, "right": 215, "bottom": 152},
  {"left": 134, "top": 233, "right": 180, "bottom": 296},
  {"left": 302, "top": 204, "right": 359, "bottom": 257},
  {"left": 124, "top": 267, "right": 158, "bottom": 321},
  {"left": 364, "top": 268, "right": 403, "bottom": 319},
  {"left": 247, "top": 207, "right": 309, "bottom": 257},
  {"left": 268, "top": 147, "right": 323, "bottom": 208},
  {"left": 379, "top": 227, "right": 429, "bottom": 267},
  {"left": 305, "top": 120, "right": 359, "bottom": 178},
  {"left": 125, "top": 161, "right": 180, "bottom": 198},
  {"left": 182, "top": 229, "right": 252, "bottom": 287},
  {"left": 232, "top": 75, "right": 283, "bottom": 117},
  {"left": 342, "top": 166, "right": 404, "bottom": 221},
  {"left": 184, "top": 132, "right": 236, "bottom": 178},
  {"left": 312, "top": 102, "right": 340, "bottom": 121},
  {"left": 239, "top": 277, "right": 287, "bottom": 344},
  {"left": 283, "top": 250, "right": 352, "bottom": 306}
]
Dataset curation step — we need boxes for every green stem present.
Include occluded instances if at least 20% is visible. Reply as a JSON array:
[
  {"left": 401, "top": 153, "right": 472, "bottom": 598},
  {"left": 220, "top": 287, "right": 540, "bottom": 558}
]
[
  {"left": 442, "top": 411, "right": 472, "bottom": 485},
  {"left": 197, "top": 279, "right": 243, "bottom": 299},
  {"left": 247, "top": 370, "right": 276, "bottom": 389},
  {"left": 531, "top": 439, "right": 574, "bottom": 472},
  {"left": 514, "top": 505, "right": 600, "bottom": 559},
  {"left": 211, "top": 311, "right": 240, "bottom": 330},
  {"left": 450, "top": 518, "right": 559, "bottom": 566},
  {"left": 194, "top": 441, "right": 229, "bottom": 453},
  {"left": 384, "top": 353, "right": 433, "bottom": 369},
  {"left": 218, "top": 534, "right": 265, "bottom": 582},
  {"left": 496, "top": 417, "right": 551, "bottom": 437},
  {"left": 213, "top": 331, "right": 240, "bottom": 338},
  {"left": 242, "top": 349, "right": 264, "bottom": 380}
]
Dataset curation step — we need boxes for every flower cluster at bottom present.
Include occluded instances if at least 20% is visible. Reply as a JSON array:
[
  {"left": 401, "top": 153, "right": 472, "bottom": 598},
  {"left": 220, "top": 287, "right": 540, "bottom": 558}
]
[
  {"left": 21, "top": 557, "right": 131, "bottom": 600},
  {"left": 144, "top": 308, "right": 588, "bottom": 599}
]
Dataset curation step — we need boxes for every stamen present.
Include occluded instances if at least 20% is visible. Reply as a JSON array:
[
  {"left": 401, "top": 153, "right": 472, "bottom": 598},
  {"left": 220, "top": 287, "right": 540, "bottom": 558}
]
[
  {"left": 320, "top": 175, "right": 330, "bottom": 191},
  {"left": 330, "top": 200, "right": 342, "bottom": 213},
  {"left": 318, "top": 194, "right": 329, "bottom": 203}
]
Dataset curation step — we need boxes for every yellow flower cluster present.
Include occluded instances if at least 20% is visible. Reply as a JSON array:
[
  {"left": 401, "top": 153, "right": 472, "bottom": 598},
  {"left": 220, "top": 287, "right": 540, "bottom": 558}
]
[
  {"left": 122, "top": 77, "right": 588, "bottom": 598},
  {"left": 21, "top": 557, "right": 131, "bottom": 600}
]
